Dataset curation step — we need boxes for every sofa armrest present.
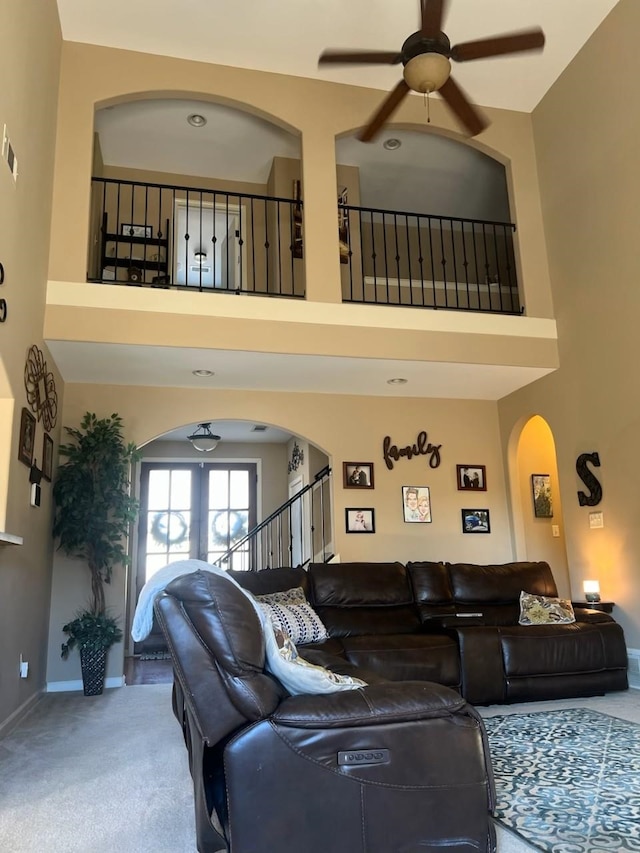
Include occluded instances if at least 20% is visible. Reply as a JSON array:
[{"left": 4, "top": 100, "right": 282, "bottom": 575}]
[
  {"left": 272, "top": 681, "right": 466, "bottom": 728},
  {"left": 573, "top": 607, "right": 616, "bottom": 624}
]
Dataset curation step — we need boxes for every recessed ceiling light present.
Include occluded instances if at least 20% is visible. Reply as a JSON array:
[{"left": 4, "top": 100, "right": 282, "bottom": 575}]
[
  {"left": 187, "top": 114, "right": 207, "bottom": 128},
  {"left": 192, "top": 369, "right": 214, "bottom": 377},
  {"left": 387, "top": 377, "right": 408, "bottom": 385},
  {"left": 383, "top": 138, "right": 402, "bottom": 151}
]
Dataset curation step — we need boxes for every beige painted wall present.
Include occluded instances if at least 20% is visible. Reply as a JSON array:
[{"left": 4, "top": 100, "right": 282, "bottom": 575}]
[
  {"left": 0, "top": 0, "right": 62, "bottom": 728},
  {"left": 499, "top": 0, "right": 640, "bottom": 647},
  {"left": 44, "top": 381, "right": 523, "bottom": 685},
  {"left": 48, "top": 40, "right": 553, "bottom": 316}
]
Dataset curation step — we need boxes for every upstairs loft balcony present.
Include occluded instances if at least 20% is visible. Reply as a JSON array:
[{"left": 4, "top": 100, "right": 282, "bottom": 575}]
[{"left": 88, "top": 177, "right": 521, "bottom": 315}]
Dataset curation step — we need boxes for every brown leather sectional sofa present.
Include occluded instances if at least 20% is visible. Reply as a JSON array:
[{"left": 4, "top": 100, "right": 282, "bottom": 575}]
[{"left": 231, "top": 559, "right": 628, "bottom": 705}]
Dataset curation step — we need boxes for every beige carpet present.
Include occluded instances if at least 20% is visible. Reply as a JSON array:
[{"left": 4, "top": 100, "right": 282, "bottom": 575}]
[{"left": 0, "top": 684, "right": 638, "bottom": 852}]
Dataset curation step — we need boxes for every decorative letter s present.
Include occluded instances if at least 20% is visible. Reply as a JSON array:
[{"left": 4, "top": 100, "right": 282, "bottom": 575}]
[{"left": 576, "top": 452, "right": 602, "bottom": 506}]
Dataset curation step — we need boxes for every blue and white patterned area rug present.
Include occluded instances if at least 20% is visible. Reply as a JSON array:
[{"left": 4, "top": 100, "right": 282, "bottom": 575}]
[{"left": 484, "top": 708, "right": 640, "bottom": 853}]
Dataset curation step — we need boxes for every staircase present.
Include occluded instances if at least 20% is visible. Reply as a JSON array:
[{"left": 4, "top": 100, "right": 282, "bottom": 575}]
[{"left": 219, "top": 466, "right": 333, "bottom": 571}]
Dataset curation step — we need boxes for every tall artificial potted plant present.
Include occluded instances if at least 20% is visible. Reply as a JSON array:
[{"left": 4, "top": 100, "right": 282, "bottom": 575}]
[{"left": 53, "top": 412, "right": 141, "bottom": 695}]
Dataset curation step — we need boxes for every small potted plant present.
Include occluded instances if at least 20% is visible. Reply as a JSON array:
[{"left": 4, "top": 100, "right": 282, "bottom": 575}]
[
  {"left": 53, "top": 412, "right": 140, "bottom": 695},
  {"left": 61, "top": 612, "right": 123, "bottom": 696}
]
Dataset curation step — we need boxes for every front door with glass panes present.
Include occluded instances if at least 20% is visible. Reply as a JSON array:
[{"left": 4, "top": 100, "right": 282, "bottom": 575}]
[{"left": 134, "top": 461, "right": 257, "bottom": 652}]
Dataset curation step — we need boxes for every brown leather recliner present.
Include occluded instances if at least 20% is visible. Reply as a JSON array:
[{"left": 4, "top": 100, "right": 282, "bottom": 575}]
[{"left": 155, "top": 570, "right": 496, "bottom": 853}]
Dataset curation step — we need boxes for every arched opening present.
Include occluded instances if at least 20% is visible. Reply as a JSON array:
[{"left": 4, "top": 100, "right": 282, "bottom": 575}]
[
  {"left": 89, "top": 97, "right": 303, "bottom": 296},
  {"left": 126, "top": 418, "right": 332, "bottom": 658},
  {"left": 333, "top": 127, "right": 519, "bottom": 313},
  {"left": 509, "top": 414, "right": 571, "bottom": 598}
]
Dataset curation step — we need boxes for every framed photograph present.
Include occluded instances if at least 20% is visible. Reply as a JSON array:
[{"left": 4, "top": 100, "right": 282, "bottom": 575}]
[
  {"left": 18, "top": 407, "right": 36, "bottom": 467},
  {"left": 343, "top": 462, "right": 374, "bottom": 489},
  {"left": 461, "top": 508, "right": 491, "bottom": 533},
  {"left": 531, "top": 474, "right": 553, "bottom": 518},
  {"left": 121, "top": 223, "right": 152, "bottom": 239},
  {"left": 42, "top": 433, "right": 54, "bottom": 482},
  {"left": 345, "top": 507, "right": 375, "bottom": 534},
  {"left": 402, "top": 486, "right": 432, "bottom": 523},
  {"left": 457, "top": 465, "right": 486, "bottom": 491}
]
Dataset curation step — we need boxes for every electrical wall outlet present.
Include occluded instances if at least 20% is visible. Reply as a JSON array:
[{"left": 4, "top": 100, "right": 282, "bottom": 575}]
[{"left": 589, "top": 511, "right": 604, "bottom": 529}]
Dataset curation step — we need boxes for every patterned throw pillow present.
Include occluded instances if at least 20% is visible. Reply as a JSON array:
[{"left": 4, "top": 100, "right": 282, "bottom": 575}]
[
  {"left": 255, "top": 586, "right": 307, "bottom": 607},
  {"left": 518, "top": 591, "right": 576, "bottom": 625},
  {"left": 269, "top": 627, "right": 366, "bottom": 692},
  {"left": 256, "top": 588, "right": 328, "bottom": 645}
]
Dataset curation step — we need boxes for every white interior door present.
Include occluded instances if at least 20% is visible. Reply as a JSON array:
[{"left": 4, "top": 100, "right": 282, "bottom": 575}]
[{"left": 173, "top": 200, "right": 242, "bottom": 288}]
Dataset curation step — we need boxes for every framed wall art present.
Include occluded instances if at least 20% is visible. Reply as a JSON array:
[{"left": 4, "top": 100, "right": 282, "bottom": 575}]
[
  {"left": 461, "top": 508, "right": 490, "bottom": 533},
  {"left": 402, "top": 486, "right": 431, "bottom": 523},
  {"left": 531, "top": 473, "right": 553, "bottom": 518},
  {"left": 457, "top": 465, "right": 486, "bottom": 491},
  {"left": 120, "top": 223, "right": 152, "bottom": 239},
  {"left": 18, "top": 407, "right": 36, "bottom": 467},
  {"left": 343, "top": 462, "right": 374, "bottom": 489},
  {"left": 42, "top": 433, "right": 54, "bottom": 482},
  {"left": 345, "top": 507, "right": 375, "bottom": 534}
]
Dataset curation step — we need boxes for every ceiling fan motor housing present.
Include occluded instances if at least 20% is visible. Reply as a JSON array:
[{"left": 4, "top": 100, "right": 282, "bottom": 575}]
[
  {"left": 402, "top": 31, "right": 452, "bottom": 93},
  {"left": 401, "top": 31, "right": 451, "bottom": 63}
]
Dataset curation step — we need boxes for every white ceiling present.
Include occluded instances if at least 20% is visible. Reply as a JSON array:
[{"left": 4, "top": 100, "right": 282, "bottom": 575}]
[
  {"left": 57, "top": 0, "right": 620, "bottom": 112},
  {"left": 50, "top": 0, "right": 612, "bottom": 439},
  {"left": 46, "top": 341, "right": 554, "bottom": 401}
]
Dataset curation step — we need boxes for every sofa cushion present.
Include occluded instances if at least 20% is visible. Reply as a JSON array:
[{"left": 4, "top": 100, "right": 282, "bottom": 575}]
[
  {"left": 309, "top": 562, "right": 421, "bottom": 636},
  {"left": 229, "top": 566, "right": 311, "bottom": 598},
  {"left": 309, "top": 562, "right": 413, "bottom": 606},
  {"left": 339, "top": 634, "right": 460, "bottom": 686},
  {"left": 447, "top": 561, "right": 557, "bottom": 603},
  {"left": 518, "top": 591, "right": 575, "bottom": 625}
]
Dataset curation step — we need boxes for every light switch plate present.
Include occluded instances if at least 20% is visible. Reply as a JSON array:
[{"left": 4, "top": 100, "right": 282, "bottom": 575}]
[
  {"left": 551, "top": 524, "right": 560, "bottom": 537},
  {"left": 589, "top": 511, "right": 604, "bottom": 529}
]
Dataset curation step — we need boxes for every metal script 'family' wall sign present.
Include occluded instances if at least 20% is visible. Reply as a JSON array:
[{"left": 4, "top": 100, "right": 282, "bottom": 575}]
[
  {"left": 383, "top": 431, "right": 442, "bottom": 471},
  {"left": 576, "top": 451, "right": 602, "bottom": 506}
]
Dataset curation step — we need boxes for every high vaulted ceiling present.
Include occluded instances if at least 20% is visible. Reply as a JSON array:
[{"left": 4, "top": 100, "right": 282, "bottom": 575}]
[
  {"left": 48, "top": 0, "right": 616, "bottom": 433},
  {"left": 57, "top": 0, "right": 620, "bottom": 112}
]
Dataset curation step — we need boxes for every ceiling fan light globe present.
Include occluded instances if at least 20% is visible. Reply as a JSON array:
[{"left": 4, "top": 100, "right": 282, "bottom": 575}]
[{"left": 403, "top": 53, "right": 451, "bottom": 93}]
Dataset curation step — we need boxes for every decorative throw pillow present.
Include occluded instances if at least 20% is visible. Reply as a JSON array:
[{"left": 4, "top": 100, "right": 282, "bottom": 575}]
[
  {"left": 266, "top": 626, "right": 366, "bottom": 693},
  {"left": 255, "top": 586, "right": 307, "bottom": 607},
  {"left": 518, "top": 590, "right": 576, "bottom": 625},
  {"left": 256, "top": 594, "right": 328, "bottom": 645}
]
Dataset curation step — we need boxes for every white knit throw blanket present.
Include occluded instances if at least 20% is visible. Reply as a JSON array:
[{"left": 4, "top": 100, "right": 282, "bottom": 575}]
[{"left": 131, "top": 560, "right": 365, "bottom": 695}]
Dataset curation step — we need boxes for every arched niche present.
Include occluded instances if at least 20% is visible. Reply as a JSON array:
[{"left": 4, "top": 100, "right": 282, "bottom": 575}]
[{"left": 507, "top": 413, "right": 571, "bottom": 598}]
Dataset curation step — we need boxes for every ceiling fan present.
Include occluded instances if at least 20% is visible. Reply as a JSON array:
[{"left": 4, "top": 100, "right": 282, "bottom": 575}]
[{"left": 318, "top": 0, "right": 545, "bottom": 141}]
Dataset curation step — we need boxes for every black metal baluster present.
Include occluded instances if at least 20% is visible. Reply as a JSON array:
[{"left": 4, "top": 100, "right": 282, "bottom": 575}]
[
  {"left": 416, "top": 213, "right": 425, "bottom": 306},
  {"left": 250, "top": 197, "right": 256, "bottom": 294}
]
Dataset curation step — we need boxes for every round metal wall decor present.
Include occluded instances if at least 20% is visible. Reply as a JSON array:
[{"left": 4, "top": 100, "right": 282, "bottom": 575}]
[{"left": 24, "top": 344, "right": 58, "bottom": 431}]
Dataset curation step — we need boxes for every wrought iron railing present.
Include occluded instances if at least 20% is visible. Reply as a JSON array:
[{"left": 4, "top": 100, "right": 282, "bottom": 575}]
[
  {"left": 219, "top": 466, "right": 333, "bottom": 571},
  {"left": 88, "top": 177, "right": 305, "bottom": 298},
  {"left": 338, "top": 203, "right": 521, "bottom": 315}
]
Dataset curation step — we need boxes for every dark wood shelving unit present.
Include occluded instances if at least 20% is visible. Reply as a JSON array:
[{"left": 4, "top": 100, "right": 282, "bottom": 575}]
[{"left": 100, "top": 214, "right": 170, "bottom": 284}]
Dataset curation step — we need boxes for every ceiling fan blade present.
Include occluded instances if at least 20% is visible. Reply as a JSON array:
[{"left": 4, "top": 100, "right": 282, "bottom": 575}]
[
  {"left": 358, "top": 80, "right": 410, "bottom": 142},
  {"left": 319, "top": 49, "right": 402, "bottom": 66},
  {"left": 451, "top": 28, "right": 545, "bottom": 62},
  {"left": 438, "top": 76, "right": 488, "bottom": 137},
  {"left": 420, "top": 0, "right": 447, "bottom": 37}
]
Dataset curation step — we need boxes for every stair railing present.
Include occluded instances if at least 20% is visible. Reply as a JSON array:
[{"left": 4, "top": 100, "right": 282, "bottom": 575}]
[{"left": 219, "top": 466, "right": 333, "bottom": 571}]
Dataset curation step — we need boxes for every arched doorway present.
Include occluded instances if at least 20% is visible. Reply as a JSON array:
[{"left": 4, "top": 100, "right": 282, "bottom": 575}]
[{"left": 127, "top": 419, "right": 332, "bottom": 659}]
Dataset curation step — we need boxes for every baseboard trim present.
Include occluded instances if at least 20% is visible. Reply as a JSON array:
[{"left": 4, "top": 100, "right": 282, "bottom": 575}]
[
  {"left": 46, "top": 675, "right": 126, "bottom": 693},
  {"left": 0, "top": 689, "right": 44, "bottom": 739},
  {"left": 627, "top": 647, "right": 640, "bottom": 690}
]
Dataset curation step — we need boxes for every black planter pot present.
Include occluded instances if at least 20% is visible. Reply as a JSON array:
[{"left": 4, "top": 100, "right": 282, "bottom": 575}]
[{"left": 79, "top": 646, "right": 107, "bottom": 696}]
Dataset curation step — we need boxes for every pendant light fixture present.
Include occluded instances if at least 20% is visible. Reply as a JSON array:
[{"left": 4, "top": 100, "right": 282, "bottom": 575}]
[{"left": 187, "top": 422, "right": 220, "bottom": 452}]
